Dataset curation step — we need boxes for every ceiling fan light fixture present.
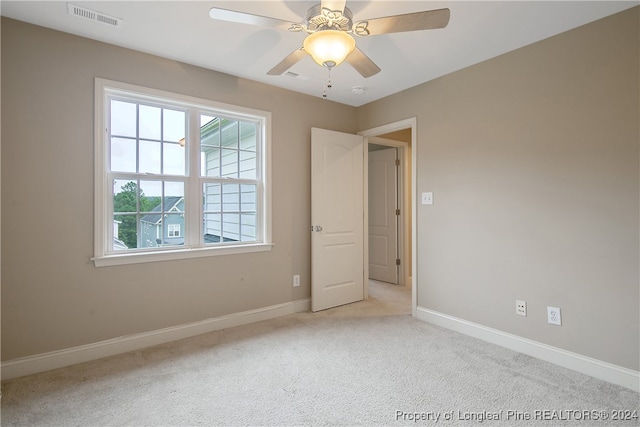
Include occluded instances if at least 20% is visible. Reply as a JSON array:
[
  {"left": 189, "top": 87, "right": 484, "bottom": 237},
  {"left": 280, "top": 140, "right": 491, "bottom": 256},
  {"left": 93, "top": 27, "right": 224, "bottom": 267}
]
[{"left": 303, "top": 30, "right": 356, "bottom": 68}]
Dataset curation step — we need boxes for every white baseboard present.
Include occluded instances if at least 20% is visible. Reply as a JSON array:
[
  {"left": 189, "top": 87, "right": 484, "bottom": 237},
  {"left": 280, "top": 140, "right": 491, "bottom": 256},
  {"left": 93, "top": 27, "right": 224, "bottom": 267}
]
[
  {"left": 2, "top": 298, "right": 311, "bottom": 381},
  {"left": 416, "top": 307, "right": 639, "bottom": 392}
]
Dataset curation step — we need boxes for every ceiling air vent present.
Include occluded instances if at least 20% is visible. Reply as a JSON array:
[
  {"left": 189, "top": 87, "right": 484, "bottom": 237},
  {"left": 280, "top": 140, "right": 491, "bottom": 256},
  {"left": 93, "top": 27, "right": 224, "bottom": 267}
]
[
  {"left": 67, "top": 3, "right": 123, "bottom": 28},
  {"left": 284, "top": 71, "right": 310, "bottom": 81}
]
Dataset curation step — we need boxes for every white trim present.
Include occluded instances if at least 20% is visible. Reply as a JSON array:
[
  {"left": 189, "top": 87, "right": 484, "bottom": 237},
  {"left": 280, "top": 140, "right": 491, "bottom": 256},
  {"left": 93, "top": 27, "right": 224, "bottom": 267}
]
[
  {"left": 94, "top": 80, "right": 108, "bottom": 261},
  {"left": 2, "top": 298, "right": 310, "bottom": 380},
  {"left": 92, "top": 243, "right": 274, "bottom": 267},
  {"left": 358, "top": 118, "right": 417, "bottom": 139},
  {"left": 96, "top": 78, "right": 271, "bottom": 120},
  {"left": 416, "top": 307, "right": 640, "bottom": 392},
  {"left": 363, "top": 138, "right": 369, "bottom": 299}
]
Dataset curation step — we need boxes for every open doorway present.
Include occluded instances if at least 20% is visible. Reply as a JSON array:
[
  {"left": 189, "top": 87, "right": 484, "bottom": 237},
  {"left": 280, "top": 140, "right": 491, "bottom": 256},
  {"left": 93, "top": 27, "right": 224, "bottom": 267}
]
[
  {"left": 359, "top": 119, "right": 416, "bottom": 316},
  {"left": 367, "top": 134, "right": 411, "bottom": 288}
]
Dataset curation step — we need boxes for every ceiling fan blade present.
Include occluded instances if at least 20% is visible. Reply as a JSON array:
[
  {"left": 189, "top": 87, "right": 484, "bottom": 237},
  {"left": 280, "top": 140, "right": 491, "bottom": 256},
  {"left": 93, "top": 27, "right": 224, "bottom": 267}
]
[
  {"left": 355, "top": 8, "right": 450, "bottom": 36},
  {"left": 209, "top": 8, "right": 296, "bottom": 31},
  {"left": 320, "top": 0, "right": 347, "bottom": 14},
  {"left": 267, "top": 48, "right": 307, "bottom": 75},
  {"left": 345, "top": 47, "right": 381, "bottom": 78}
]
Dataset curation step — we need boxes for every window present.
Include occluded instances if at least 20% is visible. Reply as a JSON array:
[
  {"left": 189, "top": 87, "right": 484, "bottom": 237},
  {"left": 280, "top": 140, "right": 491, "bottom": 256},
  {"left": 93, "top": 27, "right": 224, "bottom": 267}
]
[
  {"left": 168, "top": 224, "right": 181, "bottom": 238},
  {"left": 94, "top": 79, "right": 272, "bottom": 266}
]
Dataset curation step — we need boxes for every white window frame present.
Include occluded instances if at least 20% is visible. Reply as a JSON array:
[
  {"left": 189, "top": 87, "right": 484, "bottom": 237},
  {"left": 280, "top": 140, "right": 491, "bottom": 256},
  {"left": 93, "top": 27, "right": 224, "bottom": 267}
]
[{"left": 93, "top": 78, "right": 272, "bottom": 267}]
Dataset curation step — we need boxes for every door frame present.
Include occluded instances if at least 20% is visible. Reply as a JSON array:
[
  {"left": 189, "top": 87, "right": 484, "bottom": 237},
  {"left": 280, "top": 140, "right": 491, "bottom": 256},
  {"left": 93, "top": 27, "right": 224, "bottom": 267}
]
[{"left": 359, "top": 118, "right": 417, "bottom": 317}]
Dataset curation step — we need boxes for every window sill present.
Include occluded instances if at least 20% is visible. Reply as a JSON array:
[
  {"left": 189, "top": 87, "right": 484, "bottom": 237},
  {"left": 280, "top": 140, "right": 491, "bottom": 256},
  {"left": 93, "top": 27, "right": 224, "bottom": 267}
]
[{"left": 92, "top": 243, "right": 274, "bottom": 267}]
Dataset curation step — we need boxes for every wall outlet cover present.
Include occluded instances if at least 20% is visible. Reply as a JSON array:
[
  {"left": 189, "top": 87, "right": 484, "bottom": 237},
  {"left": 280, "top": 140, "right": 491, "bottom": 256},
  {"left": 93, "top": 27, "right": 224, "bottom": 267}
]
[
  {"left": 516, "top": 300, "right": 527, "bottom": 317},
  {"left": 547, "top": 306, "right": 562, "bottom": 325}
]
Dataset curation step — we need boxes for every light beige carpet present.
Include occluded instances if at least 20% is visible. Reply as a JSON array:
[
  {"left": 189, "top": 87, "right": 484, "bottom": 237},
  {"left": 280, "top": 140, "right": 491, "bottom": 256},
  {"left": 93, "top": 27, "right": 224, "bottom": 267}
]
[{"left": 2, "top": 281, "right": 638, "bottom": 426}]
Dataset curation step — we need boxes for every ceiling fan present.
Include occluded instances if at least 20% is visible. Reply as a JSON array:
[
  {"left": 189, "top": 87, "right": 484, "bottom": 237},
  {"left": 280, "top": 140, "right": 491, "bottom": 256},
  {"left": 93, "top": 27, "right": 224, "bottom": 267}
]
[{"left": 209, "top": 1, "right": 450, "bottom": 78}]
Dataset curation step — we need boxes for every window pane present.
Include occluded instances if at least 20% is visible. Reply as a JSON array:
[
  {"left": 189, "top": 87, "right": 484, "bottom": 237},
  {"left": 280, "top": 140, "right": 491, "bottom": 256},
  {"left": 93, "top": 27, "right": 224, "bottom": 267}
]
[
  {"left": 201, "top": 146, "right": 220, "bottom": 177},
  {"left": 240, "top": 122, "right": 257, "bottom": 151},
  {"left": 201, "top": 115, "right": 220, "bottom": 147},
  {"left": 203, "top": 183, "right": 221, "bottom": 213},
  {"left": 138, "top": 188, "right": 161, "bottom": 249},
  {"left": 138, "top": 182, "right": 184, "bottom": 248},
  {"left": 221, "top": 120, "right": 238, "bottom": 148},
  {"left": 162, "top": 194, "right": 184, "bottom": 215},
  {"left": 221, "top": 149, "right": 238, "bottom": 177},
  {"left": 111, "top": 100, "right": 136, "bottom": 137},
  {"left": 163, "top": 142, "right": 185, "bottom": 175},
  {"left": 139, "top": 180, "right": 162, "bottom": 213},
  {"left": 113, "top": 214, "right": 138, "bottom": 250},
  {"left": 201, "top": 115, "right": 221, "bottom": 178},
  {"left": 140, "top": 216, "right": 160, "bottom": 248},
  {"left": 222, "top": 184, "right": 239, "bottom": 212},
  {"left": 139, "top": 105, "right": 161, "bottom": 140},
  {"left": 239, "top": 150, "right": 256, "bottom": 179},
  {"left": 139, "top": 140, "right": 161, "bottom": 174},
  {"left": 111, "top": 138, "right": 137, "bottom": 173},
  {"left": 113, "top": 180, "right": 138, "bottom": 213},
  {"left": 222, "top": 213, "right": 240, "bottom": 241},
  {"left": 165, "top": 181, "right": 185, "bottom": 200},
  {"left": 164, "top": 109, "right": 186, "bottom": 143},
  {"left": 163, "top": 214, "right": 184, "bottom": 247},
  {"left": 240, "top": 184, "right": 257, "bottom": 212},
  {"left": 240, "top": 213, "right": 256, "bottom": 241},
  {"left": 203, "top": 213, "right": 221, "bottom": 243}
]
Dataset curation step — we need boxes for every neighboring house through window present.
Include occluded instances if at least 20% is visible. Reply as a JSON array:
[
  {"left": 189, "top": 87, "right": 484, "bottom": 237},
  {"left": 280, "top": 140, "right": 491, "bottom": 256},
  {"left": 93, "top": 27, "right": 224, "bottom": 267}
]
[
  {"left": 140, "top": 196, "right": 185, "bottom": 247},
  {"left": 93, "top": 79, "right": 272, "bottom": 266}
]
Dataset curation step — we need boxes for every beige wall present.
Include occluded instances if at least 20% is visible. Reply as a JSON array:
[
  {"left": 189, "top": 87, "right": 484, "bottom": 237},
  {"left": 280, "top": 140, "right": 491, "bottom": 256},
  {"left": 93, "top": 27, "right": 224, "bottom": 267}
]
[
  {"left": 1, "top": 18, "right": 357, "bottom": 361},
  {"left": 2, "top": 7, "right": 639, "bottom": 373},
  {"left": 359, "top": 7, "right": 639, "bottom": 370}
]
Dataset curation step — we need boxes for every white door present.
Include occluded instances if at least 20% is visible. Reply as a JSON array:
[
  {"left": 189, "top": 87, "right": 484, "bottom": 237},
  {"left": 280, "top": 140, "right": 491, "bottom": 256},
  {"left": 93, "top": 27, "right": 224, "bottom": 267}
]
[
  {"left": 311, "top": 128, "right": 364, "bottom": 312},
  {"left": 368, "top": 147, "right": 399, "bottom": 284}
]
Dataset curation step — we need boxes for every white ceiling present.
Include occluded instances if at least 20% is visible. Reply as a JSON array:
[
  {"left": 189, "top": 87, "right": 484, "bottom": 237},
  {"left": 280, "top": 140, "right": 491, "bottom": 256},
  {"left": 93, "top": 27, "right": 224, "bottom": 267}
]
[{"left": 2, "top": 1, "right": 637, "bottom": 106}]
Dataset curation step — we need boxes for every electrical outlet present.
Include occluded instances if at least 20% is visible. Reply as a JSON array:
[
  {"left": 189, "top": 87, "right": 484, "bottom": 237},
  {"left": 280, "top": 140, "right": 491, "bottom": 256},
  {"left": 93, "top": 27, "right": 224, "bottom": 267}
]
[
  {"left": 293, "top": 275, "right": 300, "bottom": 287},
  {"left": 547, "top": 307, "right": 562, "bottom": 325},
  {"left": 516, "top": 300, "right": 527, "bottom": 317}
]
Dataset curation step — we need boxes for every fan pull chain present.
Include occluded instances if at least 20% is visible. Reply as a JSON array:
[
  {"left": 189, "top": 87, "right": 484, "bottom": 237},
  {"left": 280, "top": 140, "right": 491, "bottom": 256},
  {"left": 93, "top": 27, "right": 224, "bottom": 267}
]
[{"left": 322, "top": 67, "right": 333, "bottom": 99}]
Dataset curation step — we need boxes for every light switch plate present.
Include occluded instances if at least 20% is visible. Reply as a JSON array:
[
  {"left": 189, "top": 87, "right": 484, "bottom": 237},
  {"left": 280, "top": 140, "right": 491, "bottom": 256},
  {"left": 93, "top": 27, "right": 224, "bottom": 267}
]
[{"left": 421, "top": 192, "right": 433, "bottom": 205}]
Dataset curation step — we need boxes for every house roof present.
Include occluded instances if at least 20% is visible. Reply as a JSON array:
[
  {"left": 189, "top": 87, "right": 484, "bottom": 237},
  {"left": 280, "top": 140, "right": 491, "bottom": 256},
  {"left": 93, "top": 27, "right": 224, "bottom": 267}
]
[{"left": 141, "top": 196, "right": 184, "bottom": 224}]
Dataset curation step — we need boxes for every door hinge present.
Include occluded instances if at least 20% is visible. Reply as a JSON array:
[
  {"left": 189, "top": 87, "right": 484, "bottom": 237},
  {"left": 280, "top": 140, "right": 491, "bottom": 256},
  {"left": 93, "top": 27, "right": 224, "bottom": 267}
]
[
  {"left": 395, "top": 159, "right": 400, "bottom": 166},
  {"left": 396, "top": 258, "right": 401, "bottom": 266},
  {"left": 396, "top": 209, "right": 400, "bottom": 216}
]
